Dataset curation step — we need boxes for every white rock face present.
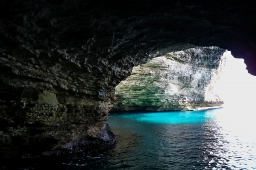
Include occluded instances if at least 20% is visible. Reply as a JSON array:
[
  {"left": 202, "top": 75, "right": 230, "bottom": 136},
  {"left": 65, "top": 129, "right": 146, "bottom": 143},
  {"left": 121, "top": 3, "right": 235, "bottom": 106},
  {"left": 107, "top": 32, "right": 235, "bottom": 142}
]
[{"left": 112, "top": 47, "right": 226, "bottom": 112}]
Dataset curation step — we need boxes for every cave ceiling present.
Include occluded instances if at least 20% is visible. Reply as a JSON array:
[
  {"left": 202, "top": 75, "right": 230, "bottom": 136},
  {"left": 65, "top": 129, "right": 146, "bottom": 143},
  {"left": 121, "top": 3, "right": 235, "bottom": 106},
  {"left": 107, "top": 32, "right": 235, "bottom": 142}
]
[{"left": 0, "top": 0, "right": 256, "bottom": 74}]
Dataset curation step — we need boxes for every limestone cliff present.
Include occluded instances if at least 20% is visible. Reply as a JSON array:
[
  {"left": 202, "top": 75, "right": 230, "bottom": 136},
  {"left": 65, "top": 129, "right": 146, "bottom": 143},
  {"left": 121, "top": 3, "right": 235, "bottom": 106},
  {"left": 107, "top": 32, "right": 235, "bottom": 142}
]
[{"left": 112, "top": 47, "right": 226, "bottom": 112}]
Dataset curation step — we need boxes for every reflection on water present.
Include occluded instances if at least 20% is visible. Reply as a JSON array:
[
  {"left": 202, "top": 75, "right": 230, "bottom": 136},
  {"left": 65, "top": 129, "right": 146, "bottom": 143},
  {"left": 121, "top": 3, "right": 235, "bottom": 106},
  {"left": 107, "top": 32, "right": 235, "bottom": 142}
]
[{"left": 106, "top": 108, "right": 256, "bottom": 169}]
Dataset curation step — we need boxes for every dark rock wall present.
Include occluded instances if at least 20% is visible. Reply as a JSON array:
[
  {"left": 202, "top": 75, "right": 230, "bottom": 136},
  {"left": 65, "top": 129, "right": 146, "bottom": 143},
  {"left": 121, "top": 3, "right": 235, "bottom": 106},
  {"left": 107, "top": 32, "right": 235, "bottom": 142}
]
[{"left": 0, "top": 0, "right": 256, "bottom": 157}]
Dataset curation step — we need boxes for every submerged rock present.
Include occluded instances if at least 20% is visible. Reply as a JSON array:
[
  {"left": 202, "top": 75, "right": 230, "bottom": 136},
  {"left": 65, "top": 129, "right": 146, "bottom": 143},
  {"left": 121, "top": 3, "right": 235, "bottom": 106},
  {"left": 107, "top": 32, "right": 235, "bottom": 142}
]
[{"left": 112, "top": 47, "right": 226, "bottom": 112}]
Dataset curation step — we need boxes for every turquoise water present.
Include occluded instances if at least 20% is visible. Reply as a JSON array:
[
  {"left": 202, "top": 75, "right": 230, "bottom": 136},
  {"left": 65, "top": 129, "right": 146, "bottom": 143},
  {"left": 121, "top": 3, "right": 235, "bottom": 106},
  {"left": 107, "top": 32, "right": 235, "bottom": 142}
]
[
  {"left": 115, "top": 110, "right": 215, "bottom": 124},
  {"left": 104, "top": 107, "right": 256, "bottom": 169}
]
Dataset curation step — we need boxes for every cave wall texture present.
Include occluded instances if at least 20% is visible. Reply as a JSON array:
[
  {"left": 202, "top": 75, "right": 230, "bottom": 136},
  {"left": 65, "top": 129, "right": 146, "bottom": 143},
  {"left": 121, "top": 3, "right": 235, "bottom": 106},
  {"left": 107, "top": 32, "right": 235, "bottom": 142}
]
[
  {"left": 0, "top": 0, "right": 256, "bottom": 157},
  {"left": 112, "top": 47, "right": 225, "bottom": 112}
]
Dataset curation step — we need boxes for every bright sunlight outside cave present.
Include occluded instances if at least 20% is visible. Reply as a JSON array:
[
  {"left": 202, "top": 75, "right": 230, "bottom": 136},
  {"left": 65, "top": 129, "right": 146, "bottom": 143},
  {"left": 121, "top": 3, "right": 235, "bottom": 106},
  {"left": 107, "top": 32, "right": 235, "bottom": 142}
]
[{"left": 214, "top": 51, "right": 256, "bottom": 110}]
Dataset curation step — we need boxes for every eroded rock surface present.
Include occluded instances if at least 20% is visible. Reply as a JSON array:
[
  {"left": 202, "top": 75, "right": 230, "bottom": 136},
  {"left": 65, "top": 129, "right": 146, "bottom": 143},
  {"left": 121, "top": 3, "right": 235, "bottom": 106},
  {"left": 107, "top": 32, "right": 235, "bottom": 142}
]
[
  {"left": 0, "top": 0, "right": 256, "bottom": 157},
  {"left": 112, "top": 47, "right": 225, "bottom": 112}
]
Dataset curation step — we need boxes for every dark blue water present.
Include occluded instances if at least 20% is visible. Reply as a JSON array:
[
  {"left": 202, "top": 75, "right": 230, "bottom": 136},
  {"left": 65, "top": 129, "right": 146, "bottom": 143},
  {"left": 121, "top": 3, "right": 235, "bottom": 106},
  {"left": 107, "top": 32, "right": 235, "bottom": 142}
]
[{"left": 103, "top": 107, "right": 256, "bottom": 170}]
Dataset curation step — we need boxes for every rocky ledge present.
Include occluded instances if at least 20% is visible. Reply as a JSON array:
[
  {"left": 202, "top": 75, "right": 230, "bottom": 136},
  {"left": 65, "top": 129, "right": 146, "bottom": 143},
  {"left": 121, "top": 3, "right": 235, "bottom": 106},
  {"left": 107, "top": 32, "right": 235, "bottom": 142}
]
[{"left": 112, "top": 47, "right": 226, "bottom": 112}]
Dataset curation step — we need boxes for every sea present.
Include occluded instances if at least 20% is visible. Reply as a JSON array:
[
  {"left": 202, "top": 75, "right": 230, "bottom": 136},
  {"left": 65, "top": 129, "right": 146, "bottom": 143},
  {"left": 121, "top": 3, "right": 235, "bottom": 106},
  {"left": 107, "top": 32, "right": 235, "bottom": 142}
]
[
  {"left": 101, "top": 107, "right": 256, "bottom": 170},
  {"left": 2, "top": 107, "right": 256, "bottom": 169}
]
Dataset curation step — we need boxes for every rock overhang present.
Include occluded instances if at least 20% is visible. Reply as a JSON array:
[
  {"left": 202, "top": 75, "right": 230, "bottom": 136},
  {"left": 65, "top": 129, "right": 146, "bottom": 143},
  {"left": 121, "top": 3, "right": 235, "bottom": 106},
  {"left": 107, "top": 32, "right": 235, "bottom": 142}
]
[{"left": 1, "top": 0, "right": 256, "bottom": 68}]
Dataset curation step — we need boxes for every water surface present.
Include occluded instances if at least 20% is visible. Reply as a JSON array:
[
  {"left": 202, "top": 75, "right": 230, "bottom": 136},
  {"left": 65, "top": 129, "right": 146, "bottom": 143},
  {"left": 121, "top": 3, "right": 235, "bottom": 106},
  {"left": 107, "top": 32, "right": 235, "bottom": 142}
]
[
  {"left": 104, "top": 107, "right": 256, "bottom": 169},
  {"left": 2, "top": 107, "right": 256, "bottom": 169}
]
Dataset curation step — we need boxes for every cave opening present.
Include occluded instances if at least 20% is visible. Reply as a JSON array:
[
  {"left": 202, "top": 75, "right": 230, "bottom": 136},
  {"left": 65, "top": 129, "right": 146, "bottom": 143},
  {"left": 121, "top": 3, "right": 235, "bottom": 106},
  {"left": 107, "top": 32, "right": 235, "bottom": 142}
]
[
  {"left": 111, "top": 47, "right": 256, "bottom": 113},
  {"left": 214, "top": 51, "right": 256, "bottom": 110},
  {"left": 105, "top": 47, "right": 256, "bottom": 169}
]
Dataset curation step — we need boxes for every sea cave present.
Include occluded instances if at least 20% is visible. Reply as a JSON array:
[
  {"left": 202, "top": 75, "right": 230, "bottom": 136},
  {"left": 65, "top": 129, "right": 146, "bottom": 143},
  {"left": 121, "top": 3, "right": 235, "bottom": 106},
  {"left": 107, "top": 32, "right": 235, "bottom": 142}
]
[{"left": 0, "top": 0, "right": 256, "bottom": 169}]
